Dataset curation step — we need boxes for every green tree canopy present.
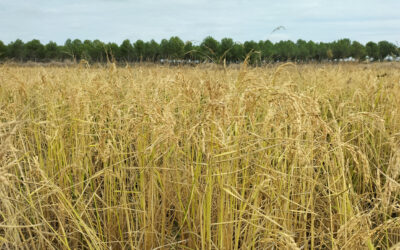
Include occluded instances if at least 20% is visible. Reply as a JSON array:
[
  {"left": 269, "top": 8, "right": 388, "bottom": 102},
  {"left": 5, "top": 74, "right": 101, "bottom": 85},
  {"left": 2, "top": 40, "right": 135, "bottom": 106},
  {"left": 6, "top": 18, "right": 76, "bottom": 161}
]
[
  {"left": 24, "top": 39, "right": 45, "bottom": 61},
  {"left": 243, "top": 40, "right": 261, "bottom": 65},
  {"left": 133, "top": 40, "right": 145, "bottom": 61},
  {"left": 7, "top": 39, "right": 25, "bottom": 61},
  {"left": 274, "top": 40, "right": 296, "bottom": 61},
  {"left": 145, "top": 40, "right": 160, "bottom": 62},
  {"left": 350, "top": 41, "right": 366, "bottom": 60},
  {"left": 0, "top": 37, "right": 398, "bottom": 64},
  {"left": 314, "top": 42, "right": 329, "bottom": 61},
  {"left": 106, "top": 42, "right": 121, "bottom": 61},
  {"left": 306, "top": 41, "right": 317, "bottom": 61},
  {"left": 0, "top": 41, "right": 7, "bottom": 60},
  {"left": 219, "top": 38, "right": 235, "bottom": 62},
  {"left": 44, "top": 41, "right": 60, "bottom": 61},
  {"left": 366, "top": 42, "right": 379, "bottom": 60},
  {"left": 160, "top": 39, "right": 169, "bottom": 59},
  {"left": 296, "top": 39, "right": 309, "bottom": 61},
  {"left": 120, "top": 39, "right": 134, "bottom": 62},
  {"left": 183, "top": 41, "right": 195, "bottom": 60},
  {"left": 64, "top": 39, "right": 84, "bottom": 61},
  {"left": 200, "top": 36, "right": 219, "bottom": 62},
  {"left": 378, "top": 41, "right": 398, "bottom": 59},
  {"left": 168, "top": 36, "right": 185, "bottom": 60},
  {"left": 258, "top": 40, "right": 274, "bottom": 62},
  {"left": 231, "top": 43, "right": 245, "bottom": 62},
  {"left": 331, "top": 39, "right": 351, "bottom": 59}
]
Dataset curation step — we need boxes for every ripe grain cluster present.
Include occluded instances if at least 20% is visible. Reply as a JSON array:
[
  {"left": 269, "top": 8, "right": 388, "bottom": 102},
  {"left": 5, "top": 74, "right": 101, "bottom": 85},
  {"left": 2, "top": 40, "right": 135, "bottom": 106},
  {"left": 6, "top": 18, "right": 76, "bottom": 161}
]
[{"left": 0, "top": 63, "right": 399, "bottom": 249}]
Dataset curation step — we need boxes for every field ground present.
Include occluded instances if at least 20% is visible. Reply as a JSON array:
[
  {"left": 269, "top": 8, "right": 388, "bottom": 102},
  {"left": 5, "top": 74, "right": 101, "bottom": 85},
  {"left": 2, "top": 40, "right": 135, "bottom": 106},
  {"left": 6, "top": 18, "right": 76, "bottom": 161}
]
[{"left": 0, "top": 63, "right": 400, "bottom": 249}]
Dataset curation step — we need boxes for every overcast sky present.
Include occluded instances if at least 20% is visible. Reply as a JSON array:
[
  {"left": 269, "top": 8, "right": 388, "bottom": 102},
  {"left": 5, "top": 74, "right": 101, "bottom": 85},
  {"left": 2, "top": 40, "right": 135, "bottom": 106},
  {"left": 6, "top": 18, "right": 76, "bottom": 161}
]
[{"left": 0, "top": 0, "right": 399, "bottom": 45}]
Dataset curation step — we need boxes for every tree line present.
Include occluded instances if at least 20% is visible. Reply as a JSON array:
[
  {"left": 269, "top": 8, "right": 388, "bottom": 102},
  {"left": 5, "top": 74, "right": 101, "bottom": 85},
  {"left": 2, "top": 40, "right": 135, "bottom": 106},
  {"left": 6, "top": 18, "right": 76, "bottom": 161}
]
[{"left": 0, "top": 37, "right": 399, "bottom": 64}]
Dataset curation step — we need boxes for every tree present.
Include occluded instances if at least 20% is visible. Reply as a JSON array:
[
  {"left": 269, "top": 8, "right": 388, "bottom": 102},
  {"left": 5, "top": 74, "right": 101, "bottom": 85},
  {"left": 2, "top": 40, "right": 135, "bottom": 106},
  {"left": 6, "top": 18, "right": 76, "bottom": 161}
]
[
  {"left": 296, "top": 39, "right": 309, "bottom": 61},
  {"left": 160, "top": 39, "right": 169, "bottom": 59},
  {"left": 79, "top": 39, "right": 106, "bottom": 63},
  {"left": 326, "top": 48, "right": 333, "bottom": 60},
  {"left": 7, "top": 39, "right": 25, "bottom": 61},
  {"left": 231, "top": 43, "right": 245, "bottom": 62},
  {"left": 219, "top": 38, "right": 234, "bottom": 62},
  {"left": 73, "top": 39, "right": 84, "bottom": 60},
  {"left": 120, "top": 39, "right": 134, "bottom": 62},
  {"left": 0, "top": 41, "right": 6, "bottom": 60},
  {"left": 168, "top": 36, "right": 184, "bottom": 60},
  {"left": 350, "top": 41, "right": 366, "bottom": 60},
  {"left": 92, "top": 40, "right": 106, "bottom": 62},
  {"left": 25, "top": 39, "right": 45, "bottom": 61},
  {"left": 106, "top": 42, "right": 121, "bottom": 61},
  {"left": 314, "top": 42, "right": 329, "bottom": 61},
  {"left": 145, "top": 40, "right": 160, "bottom": 62},
  {"left": 259, "top": 40, "right": 274, "bottom": 62},
  {"left": 274, "top": 40, "right": 296, "bottom": 61},
  {"left": 365, "top": 42, "right": 379, "bottom": 61},
  {"left": 331, "top": 39, "right": 351, "bottom": 59},
  {"left": 200, "top": 36, "right": 219, "bottom": 62},
  {"left": 306, "top": 41, "right": 317, "bottom": 61},
  {"left": 44, "top": 41, "right": 60, "bottom": 61},
  {"left": 81, "top": 40, "right": 94, "bottom": 62},
  {"left": 243, "top": 40, "right": 261, "bottom": 65},
  {"left": 378, "top": 41, "right": 397, "bottom": 60},
  {"left": 0, "top": 37, "right": 398, "bottom": 64},
  {"left": 64, "top": 39, "right": 84, "bottom": 61},
  {"left": 133, "top": 40, "right": 146, "bottom": 61},
  {"left": 183, "top": 41, "right": 194, "bottom": 60}
]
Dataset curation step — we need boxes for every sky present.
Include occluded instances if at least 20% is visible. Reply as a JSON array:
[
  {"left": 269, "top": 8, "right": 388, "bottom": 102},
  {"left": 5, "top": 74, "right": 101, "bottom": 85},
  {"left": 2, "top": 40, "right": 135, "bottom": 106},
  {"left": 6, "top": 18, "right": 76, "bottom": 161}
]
[{"left": 0, "top": 0, "right": 399, "bottom": 45}]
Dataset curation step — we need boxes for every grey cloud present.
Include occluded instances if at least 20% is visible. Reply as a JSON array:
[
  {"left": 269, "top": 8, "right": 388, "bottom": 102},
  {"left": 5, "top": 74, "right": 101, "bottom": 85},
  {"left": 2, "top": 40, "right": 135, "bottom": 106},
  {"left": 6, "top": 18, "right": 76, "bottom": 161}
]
[{"left": 0, "top": 0, "right": 398, "bottom": 44}]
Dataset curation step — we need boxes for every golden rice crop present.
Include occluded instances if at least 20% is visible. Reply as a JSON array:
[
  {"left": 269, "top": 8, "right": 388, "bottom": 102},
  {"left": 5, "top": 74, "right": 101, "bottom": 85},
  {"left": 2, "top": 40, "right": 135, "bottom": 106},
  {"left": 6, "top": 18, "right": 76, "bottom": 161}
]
[{"left": 0, "top": 62, "right": 399, "bottom": 249}]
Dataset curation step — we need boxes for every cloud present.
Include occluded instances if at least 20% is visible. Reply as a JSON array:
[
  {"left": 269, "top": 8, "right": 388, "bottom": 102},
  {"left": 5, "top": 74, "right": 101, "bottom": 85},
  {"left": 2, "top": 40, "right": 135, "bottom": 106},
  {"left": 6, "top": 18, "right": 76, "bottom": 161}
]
[{"left": 0, "top": 0, "right": 398, "bottom": 44}]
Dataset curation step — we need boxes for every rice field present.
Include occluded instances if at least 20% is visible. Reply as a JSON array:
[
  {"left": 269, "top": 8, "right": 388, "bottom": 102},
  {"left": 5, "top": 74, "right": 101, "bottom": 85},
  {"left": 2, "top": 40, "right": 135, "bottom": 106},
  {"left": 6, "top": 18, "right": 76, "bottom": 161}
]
[{"left": 0, "top": 62, "right": 399, "bottom": 249}]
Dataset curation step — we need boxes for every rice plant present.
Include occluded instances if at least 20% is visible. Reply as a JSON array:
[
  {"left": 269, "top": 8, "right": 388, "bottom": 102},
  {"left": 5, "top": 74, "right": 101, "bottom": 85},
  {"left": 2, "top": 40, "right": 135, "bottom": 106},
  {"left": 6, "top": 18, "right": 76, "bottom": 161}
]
[{"left": 0, "top": 62, "right": 399, "bottom": 249}]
